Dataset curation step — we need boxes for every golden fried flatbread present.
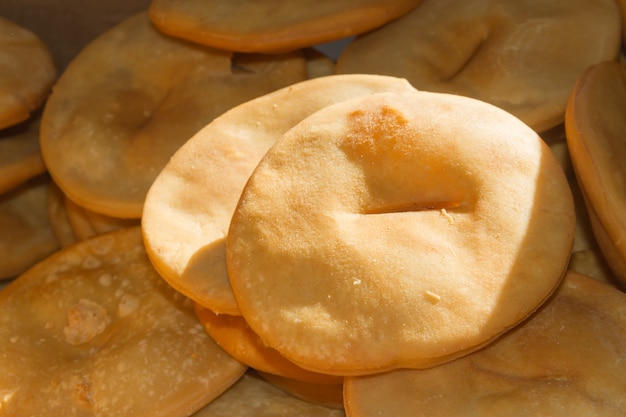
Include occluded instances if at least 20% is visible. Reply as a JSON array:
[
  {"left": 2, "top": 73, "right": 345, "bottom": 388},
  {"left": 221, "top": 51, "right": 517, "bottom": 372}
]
[
  {"left": 142, "top": 74, "right": 416, "bottom": 316},
  {"left": 194, "top": 303, "right": 343, "bottom": 384},
  {"left": 0, "top": 174, "right": 59, "bottom": 280},
  {"left": 227, "top": 90, "right": 575, "bottom": 375},
  {"left": 0, "top": 115, "right": 46, "bottom": 194},
  {"left": 0, "top": 226, "right": 247, "bottom": 416},
  {"left": 343, "top": 272, "right": 626, "bottom": 416},
  {"left": 149, "top": 0, "right": 422, "bottom": 53},
  {"left": 565, "top": 60, "right": 626, "bottom": 288},
  {"left": 0, "top": 16, "right": 56, "bottom": 130},
  {"left": 192, "top": 372, "right": 344, "bottom": 417},
  {"left": 336, "top": 0, "right": 622, "bottom": 133},
  {"left": 40, "top": 11, "right": 308, "bottom": 219}
]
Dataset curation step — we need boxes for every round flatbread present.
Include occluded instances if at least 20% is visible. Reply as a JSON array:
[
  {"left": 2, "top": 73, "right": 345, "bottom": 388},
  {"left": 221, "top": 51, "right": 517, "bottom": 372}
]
[
  {"left": 226, "top": 89, "right": 576, "bottom": 375},
  {"left": 149, "top": 0, "right": 422, "bottom": 53},
  {"left": 0, "top": 16, "right": 56, "bottom": 130},
  {"left": 142, "top": 74, "right": 416, "bottom": 316},
  {"left": 0, "top": 114, "right": 46, "bottom": 194},
  {"left": 0, "top": 226, "right": 247, "bottom": 416},
  {"left": 565, "top": 60, "right": 626, "bottom": 288},
  {"left": 343, "top": 272, "right": 626, "bottom": 417},
  {"left": 0, "top": 174, "right": 59, "bottom": 280},
  {"left": 40, "top": 11, "right": 308, "bottom": 219},
  {"left": 336, "top": 0, "right": 622, "bottom": 133}
]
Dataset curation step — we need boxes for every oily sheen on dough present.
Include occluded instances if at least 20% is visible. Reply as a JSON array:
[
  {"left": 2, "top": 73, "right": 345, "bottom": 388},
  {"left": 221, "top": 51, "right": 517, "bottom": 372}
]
[{"left": 226, "top": 89, "right": 576, "bottom": 375}]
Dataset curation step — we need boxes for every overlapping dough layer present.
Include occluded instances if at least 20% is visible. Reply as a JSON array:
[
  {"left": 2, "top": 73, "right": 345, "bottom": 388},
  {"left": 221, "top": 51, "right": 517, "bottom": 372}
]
[
  {"left": 194, "top": 304, "right": 343, "bottom": 384},
  {"left": 0, "top": 175, "right": 59, "bottom": 280},
  {"left": 565, "top": 60, "right": 626, "bottom": 288},
  {"left": 142, "top": 74, "right": 415, "bottom": 315},
  {"left": 0, "top": 16, "right": 56, "bottom": 129},
  {"left": 336, "top": 0, "right": 621, "bottom": 133},
  {"left": 149, "top": 0, "right": 422, "bottom": 53},
  {"left": 0, "top": 227, "right": 247, "bottom": 416},
  {"left": 40, "top": 11, "right": 308, "bottom": 219},
  {"left": 0, "top": 116, "right": 46, "bottom": 195},
  {"left": 227, "top": 89, "right": 576, "bottom": 375},
  {"left": 343, "top": 272, "right": 626, "bottom": 417}
]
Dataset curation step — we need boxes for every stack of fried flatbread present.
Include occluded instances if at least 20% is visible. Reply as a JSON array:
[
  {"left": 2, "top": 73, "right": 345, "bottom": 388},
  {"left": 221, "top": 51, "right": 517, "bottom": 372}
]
[{"left": 1, "top": 0, "right": 625, "bottom": 415}]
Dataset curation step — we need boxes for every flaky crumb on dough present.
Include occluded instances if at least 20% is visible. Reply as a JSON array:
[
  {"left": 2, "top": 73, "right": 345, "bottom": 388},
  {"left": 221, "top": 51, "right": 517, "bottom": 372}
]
[{"left": 64, "top": 299, "right": 109, "bottom": 345}]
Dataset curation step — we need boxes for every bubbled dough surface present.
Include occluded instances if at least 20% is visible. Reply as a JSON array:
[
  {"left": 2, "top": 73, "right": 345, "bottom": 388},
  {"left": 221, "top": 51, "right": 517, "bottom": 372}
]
[
  {"left": 343, "top": 272, "right": 626, "bottom": 417},
  {"left": 336, "top": 0, "right": 621, "bottom": 133},
  {"left": 40, "top": 11, "right": 307, "bottom": 219},
  {"left": 0, "top": 227, "right": 247, "bottom": 417},
  {"left": 149, "top": 0, "right": 422, "bottom": 53},
  {"left": 227, "top": 90, "right": 576, "bottom": 375},
  {"left": 141, "top": 74, "right": 415, "bottom": 316}
]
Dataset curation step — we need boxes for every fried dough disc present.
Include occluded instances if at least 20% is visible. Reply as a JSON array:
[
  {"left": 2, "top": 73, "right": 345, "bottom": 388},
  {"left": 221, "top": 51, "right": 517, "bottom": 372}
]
[
  {"left": 257, "top": 371, "right": 345, "bottom": 410},
  {"left": 192, "top": 372, "right": 344, "bottom": 417},
  {"left": 142, "top": 74, "right": 415, "bottom": 316},
  {"left": 335, "top": 0, "right": 622, "bottom": 133},
  {"left": 0, "top": 175, "right": 59, "bottom": 280},
  {"left": 0, "top": 115, "right": 46, "bottom": 194},
  {"left": 565, "top": 60, "right": 626, "bottom": 289},
  {"left": 0, "top": 226, "right": 247, "bottom": 417},
  {"left": 227, "top": 90, "right": 575, "bottom": 375},
  {"left": 149, "top": 0, "right": 422, "bottom": 53},
  {"left": 40, "top": 12, "right": 308, "bottom": 219},
  {"left": 343, "top": 272, "right": 626, "bottom": 417},
  {"left": 0, "top": 16, "right": 56, "bottom": 130},
  {"left": 194, "top": 303, "right": 343, "bottom": 384}
]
